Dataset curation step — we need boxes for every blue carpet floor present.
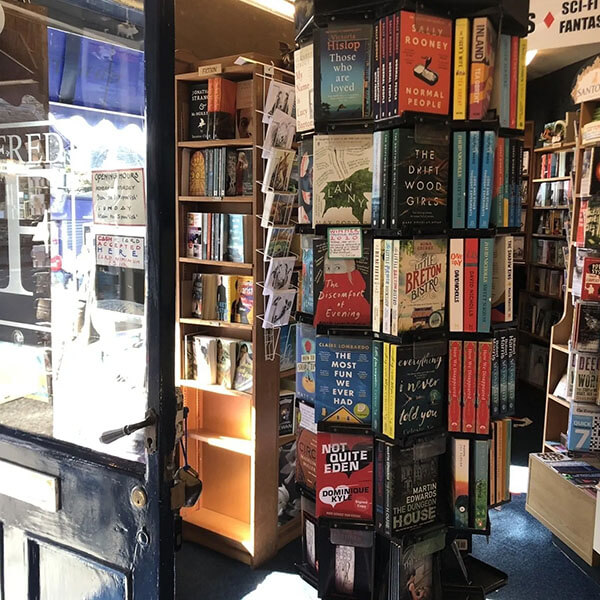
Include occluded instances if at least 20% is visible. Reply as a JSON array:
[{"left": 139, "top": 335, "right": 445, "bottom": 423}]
[{"left": 176, "top": 493, "right": 600, "bottom": 599}]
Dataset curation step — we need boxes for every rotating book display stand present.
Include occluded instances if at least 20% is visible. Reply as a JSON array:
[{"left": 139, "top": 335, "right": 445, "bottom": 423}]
[{"left": 292, "top": 1, "right": 528, "bottom": 598}]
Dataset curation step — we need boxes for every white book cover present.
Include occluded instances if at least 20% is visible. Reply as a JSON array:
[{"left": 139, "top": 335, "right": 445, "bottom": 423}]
[
  {"left": 574, "top": 353, "right": 600, "bottom": 403},
  {"left": 449, "top": 238, "right": 464, "bottom": 332},
  {"left": 391, "top": 240, "right": 400, "bottom": 337},
  {"left": 294, "top": 43, "right": 315, "bottom": 133},
  {"left": 372, "top": 238, "right": 382, "bottom": 332},
  {"left": 193, "top": 336, "right": 217, "bottom": 385},
  {"left": 382, "top": 239, "right": 393, "bottom": 334}
]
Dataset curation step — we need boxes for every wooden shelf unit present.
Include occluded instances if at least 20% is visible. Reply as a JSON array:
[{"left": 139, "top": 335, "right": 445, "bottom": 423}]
[{"left": 174, "top": 55, "right": 299, "bottom": 566}]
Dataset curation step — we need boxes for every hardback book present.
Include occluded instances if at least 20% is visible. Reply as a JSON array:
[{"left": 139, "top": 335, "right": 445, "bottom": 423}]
[
  {"left": 265, "top": 225, "right": 295, "bottom": 258},
  {"left": 448, "top": 340, "right": 462, "bottom": 432},
  {"left": 581, "top": 256, "right": 600, "bottom": 301},
  {"left": 574, "top": 302, "right": 600, "bottom": 354},
  {"left": 313, "top": 236, "right": 372, "bottom": 327},
  {"left": 188, "top": 150, "right": 207, "bottom": 196},
  {"left": 467, "top": 131, "right": 480, "bottom": 228},
  {"left": 476, "top": 341, "right": 492, "bottom": 434},
  {"left": 472, "top": 440, "right": 489, "bottom": 529},
  {"left": 584, "top": 196, "right": 600, "bottom": 251},
  {"left": 217, "top": 338, "right": 237, "bottom": 389},
  {"left": 261, "top": 192, "right": 295, "bottom": 227},
  {"left": 233, "top": 341, "right": 253, "bottom": 392},
  {"left": 452, "top": 132, "right": 467, "bottom": 228},
  {"left": 189, "top": 82, "right": 209, "bottom": 140},
  {"left": 463, "top": 238, "right": 478, "bottom": 332},
  {"left": 316, "top": 431, "right": 374, "bottom": 520},
  {"left": 279, "top": 323, "right": 296, "bottom": 372},
  {"left": 296, "top": 400, "right": 317, "bottom": 491},
  {"left": 491, "top": 235, "right": 513, "bottom": 323},
  {"left": 477, "top": 238, "right": 494, "bottom": 333},
  {"left": 235, "top": 148, "right": 253, "bottom": 195},
  {"left": 479, "top": 131, "right": 496, "bottom": 228},
  {"left": 567, "top": 403, "right": 600, "bottom": 452},
  {"left": 574, "top": 353, "right": 600, "bottom": 403},
  {"left": 394, "top": 128, "right": 448, "bottom": 230},
  {"left": 453, "top": 18, "right": 470, "bottom": 121},
  {"left": 396, "top": 239, "right": 447, "bottom": 333},
  {"left": 312, "top": 134, "right": 373, "bottom": 226},
  {"left": 294, "top": 43, "right": 315, "bottom": 133},
  {"left": 382, "top": 343, "right": 445, "bottom": 439},
  {"left": 192, "top": 336, "right": 218, "bottom": 384},
  {"left": 319, "top": 23, "right": 372, "bottom": 120},
  {"left": 296, "top": 323, "right": 317, "bottom": 402},
  {"left": 235, "top": 79, "right": 253, "bottom": 139},
  {"left": 462, "top": 340, "right": 477, "bottom": 432},
  {"left": 397, "top": 11, "right": 452, "bottom": 116},
  {"left": 232, "top": 276, "right": 254, "bottom": 324},
  {"left": 451, "top": 438, "right": 469, "bottom": 527},
  {"left": 209, "top": 77, "right": 237, "bottom": 139},
  {"left": 490, "top": 35, "right": 511, "bottom": 128},
  {"left": 263, "top": 148, "right": 296, "bottom": 193},
  {"left": 298, "top": 138, "right": 314, "bottom": 224},
  {"left": 468, "top": 17, "right": 497, "bottom": 120},
  {"left": 449, "top": 238, "right": 464, "bottom": 332}
]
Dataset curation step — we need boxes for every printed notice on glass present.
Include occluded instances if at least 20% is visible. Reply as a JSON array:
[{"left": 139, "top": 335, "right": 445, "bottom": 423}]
[
  {"left": 327, "top": 227, "right": 363, "bottom": 259},
  {"left": 92, "top": 168, "right": 146, "bottom": 226},
  {"left": 95, "top": 235, "right": 145, "bottom": 270}
]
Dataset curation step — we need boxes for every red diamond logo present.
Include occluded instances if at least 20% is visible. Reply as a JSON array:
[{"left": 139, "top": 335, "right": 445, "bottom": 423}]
[{"left": 544, "top": 11, "right": 555, "bottom": 28}]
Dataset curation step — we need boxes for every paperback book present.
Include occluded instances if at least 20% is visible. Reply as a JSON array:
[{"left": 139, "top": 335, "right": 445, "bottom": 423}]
[
  {"left": 296, "top": 323, "right": 316, "bottom": 402},
  {"left": 298, "top": 138, "right": 314, "bottom": 224}
]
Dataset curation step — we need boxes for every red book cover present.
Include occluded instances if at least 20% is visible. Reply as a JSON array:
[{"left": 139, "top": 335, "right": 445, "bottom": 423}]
[
  {"left": 316, "top": 432, "right": 374, "bottom": 521},
  {"left": 380, "top": 17, "right": 387, "bottom": 118},
  {"left": 387, "top": 15, "right": 394, "bottom": 118},
  {"left": 448, "top": 340, "right": 462, "bottom": 432},
  {"left": 211, "top": 77, "right": 237, "bottom": 139},
  {"left": 577, "top": 199, "right": 588, "bottom": 247},
  {"left": 397, "top": 11, "right": 452, "bottom": 116},
  {"left": 393, "top": 12, "right": 400, "bottom": 117},
  {"left": 581, "top": 257, "right": 600, "bottom": 301},
  {"left": 509, "top": 36, "right": 518, "bottom": 129},
  {"left": 476, "top": 341, "right": 492, "bottom": 434},
  {"left": 462, "top": 340, "right": 477, "bottom": 432},
  {"left": 463, "top": 238, "right": 479, "bottom": 332}
]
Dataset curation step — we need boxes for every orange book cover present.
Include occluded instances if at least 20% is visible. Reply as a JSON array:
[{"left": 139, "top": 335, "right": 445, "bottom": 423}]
[
  {"left": 211, "top": 77, "right": 237, "bottom": 139},
  {"left": 468, "top": 17, "right": 497, "bottom": 120},
  {"left": 397, "top": 10, "right": 452, "bottom": 116}
]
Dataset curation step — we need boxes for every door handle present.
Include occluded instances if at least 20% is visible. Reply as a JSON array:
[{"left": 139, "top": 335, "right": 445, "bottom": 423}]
[{"left": 99, "top": 409, "right": 157, "bottom": 446}]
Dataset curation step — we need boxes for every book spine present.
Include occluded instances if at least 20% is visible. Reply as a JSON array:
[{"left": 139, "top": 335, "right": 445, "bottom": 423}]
[
  {"left": 393, "top": 12, "right": 400, "bottom": 117},
  {"left": 375, "top": 441, "right": 384, "bottom": 532},
  {"left": 491, "top": 333, "right": 500, "bottom": 418},
  {"left": 207, "top": 78, "right": 214, "bottom": 140},
  {"left": 372, "top": 131, "right": 382, "bottom": 228},
  {"left": 372, "top": 238, "right": 382, "bottom": 332},
  {"left": 479, "top": 131, "right": 495, "bottom": 229},
  {"left": 387, "top": 15, "right": 394, "bottom": 119},
  {"left": 507, "top": 330, "right": 516, "bottom": 415},
  {"left": 469, "top": 18, "right": 493, "bottom": 120},
  {"left": 449, "top": 340, "right": 463, "bottom": 432},
  {"left": 452, "top": 438, "right": 470, "bottom": 527},
  {"left": 382, "top": 342, "right": 392, "bottom": 437},
  {"left": 514, "top": 141, "right": 523, "bottom": 227},
  {"left": 383, "top": 240, "right": 393, "bottom": 334},
  {"left": 499, "top": 332, "right": 508, "bottom": 415},
  {"left": 505, "top": 236, "right": 514, "bottom": 321},
  {"left": 372, "top": 341, "right": 382, "bottom": 433},
  {"left": 476, "top": 341, "right": 492, "bottom": 434},
  {"left": 509, "top": 140, "right": 517, "bottom": 228},
  {"left": 492, "top": 136, "right": 505, "bottom": 227},
  {"left": 473, "top": 440, "right": 489, "bottom": 529},
  {"left": 464, "top": 238, "right": 479, "bottom": 332},
  {"left": 384, "top": 443, "right": 392, "bottom": 536},
  {"left": 390, "top": 128, "right": 400, "bottom": 228},
  {"left": 477, "top": 238, "right": 494, "bottom": 333},
  {"left": 453, "top": 18, "right": 470, "bottom": 120},
  {"left": 374, "top": 20, "right": 380, "bottom": 121},
  {"left": 462, "top": 340, "right": 477, "bottom": 432},
  {"left": 391, "top": 240, "right": 400, "bottom": 337},
  {"left": 453, "top": 132, "right": 467, "bottom": 228},
  {"left": 449, "top": 238, "right": 464, "bottom": 331},
  {"left": 467, "top": 131, "right": 480, "bottom": 228},
  {"left": 381, "top": 131, "right": 391, "bottom": 228},
  {"left": 389, "top": 344, "right": 397, "bottom": 438},
  {"left": 509, "top": 36, "right": 519, "bottom": 129},
  {"left": 503, "top": 138, "right": 510, "bottom": 227},
  {"left": 517, "top": 37, "right": 527, "bottom": 130},
  {"left": 380, "top": 17, "right": 387, "bottom": 119},
  {"left": 500, "top": 35, "right": 511, "bottom": 127}
]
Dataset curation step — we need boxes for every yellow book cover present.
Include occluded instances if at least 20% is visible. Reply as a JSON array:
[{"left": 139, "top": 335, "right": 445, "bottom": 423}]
[
  {"left": 233, "top": 276, "right": 254, "bottom": 324},
  {"left": 453, "top": 18, "right": 470, "bottom": 120},
  {"left": 516, "top": 37, "right": 527, "bottom": 130},
  {"left": 383, "top": 342, "right": 391, "bottom": 438},
  {"left": 389, "top": 344, "right": 397, "bottom": 437}
]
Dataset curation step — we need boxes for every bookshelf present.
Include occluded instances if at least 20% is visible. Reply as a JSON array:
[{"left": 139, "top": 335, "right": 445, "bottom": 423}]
[{"left": 174, "top": 54, "right": 300, "bottom": 567}]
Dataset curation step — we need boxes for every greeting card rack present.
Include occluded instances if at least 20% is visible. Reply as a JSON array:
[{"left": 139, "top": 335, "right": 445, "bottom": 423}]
[{"left": 174, "top": 53, "right": 300, "bottom": 567}]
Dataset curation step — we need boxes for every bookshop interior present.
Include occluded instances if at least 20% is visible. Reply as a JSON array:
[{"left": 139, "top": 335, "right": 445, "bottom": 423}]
[{"left": 5, "top": 0, "right": 600, "bottom": 599}]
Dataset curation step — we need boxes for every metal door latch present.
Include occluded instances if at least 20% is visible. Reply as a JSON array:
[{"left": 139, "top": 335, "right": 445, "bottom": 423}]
[{"left": 99, "top": 409, "right": 157, "bottom": 453}]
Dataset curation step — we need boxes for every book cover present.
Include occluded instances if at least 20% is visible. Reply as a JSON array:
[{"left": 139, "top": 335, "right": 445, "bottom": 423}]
[
  {"left": 574, "top": 353, "right": 600, "bottom": 404},
  {"left": 463, "top": 238, "right": 479, "bottom": 332},
  {"left": 380, "top": 16, "right": 387, "bottom": 119},
  {"left": 313, "top": 236, "right": 372, "bottom": 327},
  {"left": 467, "top": 131, "right": 480, "bottom": 228},
  {"left": 584, "top": 196, "right": 600, "bottom": 251},
  {"left": 373, "top": 20, "right": 380, "bottom": 120},
  {"left": 371, "top": 131, "right": 383, "bottom": 228},
  {"left": 294, "top": 43, "right": 315, "bottom": 133},
  {"left": 391, "top": 239, "right": 400, "bottom": 337},
  {"left": 263, "top": 148, "right": 296, "bottom": 193},
  {"left": 278, "top": 440, "right": 300, "bottom": 525},
  {"left": 319, "top": 23, "right": 372, "bottom": 120},
  {"left": 516, "top": 37, "right": 527, "bottom": 130},
  {"left": 509, "top": 36, "right": 519, "bottom": 129},
  {"left": 316, "top": 432, "right": 374, "bottom": 520},
  {"left": 298, "top": 138, "right": 314, "bottom": 224},
  {"left": 453, "top": 132, "right": 467, "bottom": 229},
  {"left": 236, "top": 148, "right": 253, "bottom": 196},
  {"left": 397, "top": 11, "right": 452, "bottom": 116},
  {"left": 508, "top": 330, "right": 516, "bottom": 415},
  {"left": 372, "top": 238, "right": 383, "bottom": 332},
  {"left": 233, "top": 341, "right": 253, "bottom": 391},
  {"left": 462, "top": 340, "right": 477, "bottom": 432},
  {"left": 183, "top": 334, "right": 195, "bottom": 380},
  {"left": 567, "top": 402, "right": 600, "bottom": 452},
  {"left": 382, "top": 239, "right": 393, "bottom": 334},
  {"left": 193, "top": 336, "right": 217, "bottom": 384},
  {"left": 301, "top": 234, "right": 316, "bottom": 314},
  {"left": 479, "top": 131, "right": 496, "bottom": 228},
  {"left": 188, "top": 150, "right": 207, "bottom": 196},
  {"left": 386, "top": 14, "right": 393, "bottom": 117},
  {"left": 211, "top": 77, "right": 237, "bottom": 139},
  {"left": 232, "top": 276, "right": 254, "bottom": 324},
  {"left": 395, "top": 128, "right": 449, "bottom": 230},
  {"left": 468, "top": 18, "right": 497, "bottom": 120},
  {"left": 451, "top": 438, "right": 469, "bottom": 527},
  {"left": 189, "top": 82, "right": 209, "bottom": 140},
  {"left": 472, "top": 440, "right": 489, "bottom": 529},
  {"left": 490, "top": 35, "right": 510, "bottom": 128},
  {"left": 476, "top": 341, "right": 492, "bottom": 434},
  {"left": 217, "top": 338, "right": 237, "bottom": 389},
  {"left": 191, "top": 272, "right": 204, "bottom": 318},
  {"left": 396, "top": 239, "right": 447, "bottom": 333},
  {"left": 315, "top": 336, "right": 374, "bottom": 425},
  {"left": 187, "top": 226, "right": 201, "bottom": 258},
  {"left": 491, "top": 334, "right": 500, "bottom": 418},
  {"left": 380, "top": 130, "right": 391, "bottom": 228},
  {"left": 453, "top": 18, "right": 470, "bottom": 121},
  {"left": 491, "top": 236, "right": 514, "bottom": 323},
  {"left": 296, "top": 323, "right": 316, "bottom": 402},
  {"left": 499, "top": 333, "right": 508, "bottom": 414},
  {"left": 449, "top": 238, "right": 464, "bottom": 332},
  {"left": 390, "top": 128, "right": 401, "bottom": 228},
  {"left": 477, "top": 238, "right": 494, "bottom": 333},
  {"left": 215, "top": 275, "right": 237, "bottom": 322},
  {"left": 372, "top": 341, "right": 383, "bottom": 434},
  {"left": 581, "top": 256, "right": 600, "bottom": 301},
  {"left": 448, "top": 340, "right": 462, "bottom": 432},
  {"left": 225, "top": 148, "right": 238, "bottom": 196},
  {"left": 296, "top": 400, "right": 317, "bottom": 491},
  {"left": 312, "top": 134, "right": 373, "bottom": 226},
  {"left": 574, "top": 302, "right": 600, "bottom": 353},
  {"left": 235, "top": 79, "right": 253, "bottom": 139},
  {"left": 265, "top": 225, "right": 295, "bottom": 258}
]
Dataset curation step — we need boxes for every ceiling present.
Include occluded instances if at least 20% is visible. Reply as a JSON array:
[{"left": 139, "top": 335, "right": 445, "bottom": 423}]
[{"left": 527, "top": 42, "right": 600, "bottom": 80}]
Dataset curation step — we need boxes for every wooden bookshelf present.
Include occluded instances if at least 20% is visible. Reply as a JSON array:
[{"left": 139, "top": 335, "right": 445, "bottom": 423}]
[{"left": 174, "top": 54, "right": 299, "bottom": 567}]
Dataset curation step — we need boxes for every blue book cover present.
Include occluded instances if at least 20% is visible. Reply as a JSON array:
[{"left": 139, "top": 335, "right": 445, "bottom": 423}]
[
  {"left": 467, "top": 131, "right": 480, "bottom": 229},
  {"left": 372, "top": 340, "right": 382, "bottom": 433},
  {"left": 494, "top": 35, "right": 511, "bottom": 128},
  {"left": 479, "top": 131, "right": 496, "bottom": 229},
  {"left": 372, "top": 131, "right": 383, "bottom": 228},
  {"left": 453, "top": 132, "right": 467, "bottom": 229},
  {"left": 301, "top": 235, "right": 315, "bottom": 314},
  {"left": 477, "top": 238, "right": 494, "bottom": 332},
  {"left": 296, "top": 323, "right": 316, "bottom": 402},
  {"left": 315, "top": 336, "right": 373, "bottom": 425},
  {"left": 226, "top": 214, "right": 244, "bottom": 262},
  {"left": 491, "top": 335, "right": 500, "bottom": 418},
  {"left": 279, "top": 324, "right": 296, "bottom": 371}
]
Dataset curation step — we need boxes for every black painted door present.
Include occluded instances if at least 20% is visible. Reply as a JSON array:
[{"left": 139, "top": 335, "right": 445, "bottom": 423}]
[{"left": 0, "top": 1, "right": 176, "bottom": 598}]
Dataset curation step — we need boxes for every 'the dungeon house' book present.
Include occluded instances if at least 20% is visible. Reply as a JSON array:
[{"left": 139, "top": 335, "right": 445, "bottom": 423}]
[{"left": 316, "top": 431, "right": 374, "bottom": 521}]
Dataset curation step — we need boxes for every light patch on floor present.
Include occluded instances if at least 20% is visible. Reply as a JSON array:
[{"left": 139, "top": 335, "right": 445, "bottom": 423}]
[
  {"left": 510, "top": 465, "right": 529, "bottom": 495},
  {"left": 243, "top": 572, "right": 317, "bottom": 600}
]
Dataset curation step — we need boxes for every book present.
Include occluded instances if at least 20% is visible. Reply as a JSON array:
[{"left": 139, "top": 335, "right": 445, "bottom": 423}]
[
  {"left": 584, "top": 196, "right": 600, "bottom": 250},
  {"left": 226, "top": 215, "right": 250, "bottom": 263},
  {"left": 567, "top": 403, "right": 600, "bottom": 452},
  {"left": 301, "top": 234, "right": 316, "bottom": 314},
  {"left": 380, "top": 130, "right": 391, "bottom": 228},
  {"left": 279, "top": 324, "right": 296, "bottom": 372},
  {"left": 463, "top": 238, "right": 478, "bottom": 332},
  {"left": 183, "top": 334, "right": 195, "bottom": 379},
  {"left": 265, "top": 225, "right": 295, "bottom": 258},
  {"left": 233, "top": 341, "right": 253, "bottom": 391},
  {"left": 467, "top": 131, "right": 480, "bottom": 228},
  {"left": 371, "top": 131, "right": 383, "bottom": 228},
  {"left": 319, "top": 23, "right": 372, "bottom": 120},
  {"left": 490, "top": 35, "right": 510, "bottom": 128},
  {"left": 479, "top": 131, "right": 496, "bottom": 228},
  {"left": 476, "top": 341, "right": 492, "bottom": 434},
  {"left": 216, "top": 338, "right": 237, "bottom": 389},
  {"left": 225, "top": 148, "right": 238, "bottom": 196},
  {"left": 462, "top": 340, "right": 476, "bottom": 432},
  {"left": 491, "top": 236, "right": 513, "bottom": 323},
  {"left": 581, "top": 256, "right": 600, "bottom": 301},
  {"left": 296, "top": 323, "right": 316, "bottom": 402},
  {"left": 296, "top": 400, "right": 318, "bottom": 493},
  {"left": 192, "top": 336, "right": 217, "bottom": 384},
  {"left": 382, "top": 239, "right": 392, "bottom": 333},
  {"left": 235, "top": 148, "right": 253, "bottom": 195},
  {"left": 372, "top": 238, "right": 383, "bottom": 332},
  {"left": 214, "top": 275, "right": 237, "bottom": 322},
  {"left": 468, "top": 17, "right": 496, "bottom": 120},
  {"left": 448, "top": 340, "right": 462, "bottom": 432},
  {"left": 210, "top": 77, "right": 237, "bottom": 139},
  {"left": 396, "top": 239, "right": 447, "bottom": 333},
  {"left": 263, "top": 148, "right": 296, "bottom": 193},
  {"left": 453, "top": 18, "right": 470, "bottom": 120},
  {"left": 316, "top": 337, "right": 376, "bottom": 426},
  {"left": 472, "top": 440, "right": 489, "bottom": 529},
  {"left": 509, "top": 36, "right": 518, "bottom": 129},
  {"left": 449, "top": 238, "right": 464, "bottom": 332},
  {"left": 391, "top": 239, "right": 400, "bottom": 337},
  {"left": 452, "top": 132, "right": 467, "bottom": 228},
  {"left": 508, "top": 330, "right": 516, "bottom": 415},
  {"left": 192, "top": 273, "right": 215, "bottom": 319},
  {"left": 188, "top": 150, "right": 207, "bottom": 196},
  {"left": 232, "top": 276, "right": 254, "bottom": 324},
  {"left": 516, "top": 37, "right": 527, "bottom": 130},
  {"left": 574, "top": 302, "right": 600, "bottom": 353},
  {"left": 574, "top": 353, "right": 600, "bottom": 403},
  {"left": 294, "top": 42, "right": 314, "bottom": 132},
  {"left": 499, "top": 333, "right": 508, "bottom": 414},
  {"left": 491, "top": 334, "right": 500, "bottom": 418},
  {"left": 235, "top": 79, "right": 253, "bottom": 139},
  {"left": 312, "top": 134, "right": 373, "bottom": 226},
  {"left": 189, "top": 82, "right": 209, "bottom": 140},
  {"left": 451, "top": 438, "right": 469, "bottom": 527},
  {"left": 298, "top": 138, "right": 314, "bottom": 224},
  {"left": 477, "top": 238, "right": 494, "bottom": 333},
  {"left": 390, "top": 128, "right": 401, "bottom": 228},
  {"left": 313, "top": 236, "right": 372, "bottom": 327},
  {"left": 316, "top": 431, "right": 373, "bottom": 520}
]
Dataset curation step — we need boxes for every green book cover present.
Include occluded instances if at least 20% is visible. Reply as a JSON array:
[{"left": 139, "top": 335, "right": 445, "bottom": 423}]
[{"left": 472, "top": 440, "right": 489, "bottom": 530}]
